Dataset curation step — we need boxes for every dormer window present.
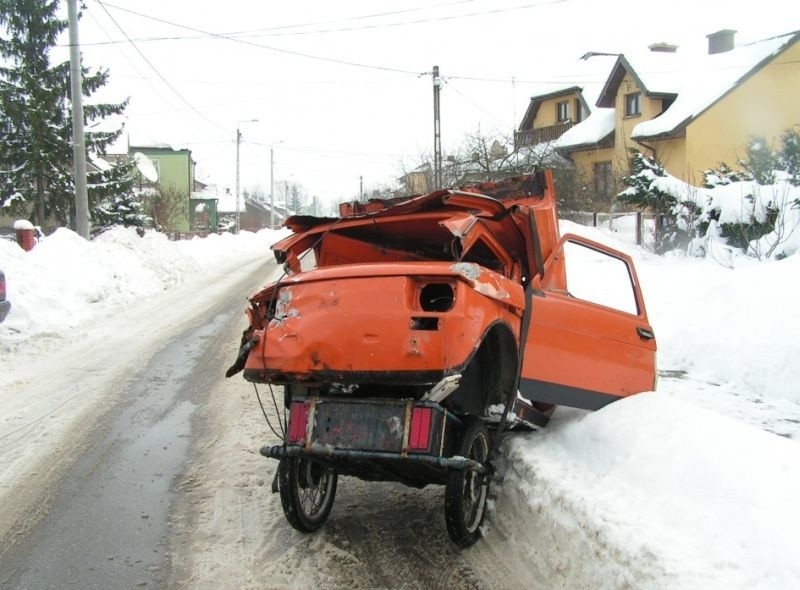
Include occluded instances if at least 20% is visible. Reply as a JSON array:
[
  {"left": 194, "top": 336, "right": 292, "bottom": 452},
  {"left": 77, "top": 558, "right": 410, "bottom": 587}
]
[
  {"left": 625, "top": 92, "right": 641, "bottom": 117},
  {"left": 556, "top": 101, "right": 569, "bottom": 122}
]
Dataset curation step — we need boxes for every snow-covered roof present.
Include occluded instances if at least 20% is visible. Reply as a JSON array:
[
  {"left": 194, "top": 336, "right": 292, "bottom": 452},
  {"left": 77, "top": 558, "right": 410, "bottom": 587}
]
[
  {"left": 551, "top": 31, "right": 799, "bottom": 145},
  {"left": 627, "top": 32, "right": 799, "bottom": 138},
  {"left": 519, "top": 54, "right": 618, "bottom": 128},
  {"left": 554, "top": 108, "right": 615, "bottom": 149},
  {"left": 216, "top": 191, "right": 242, "bottom": 214}
]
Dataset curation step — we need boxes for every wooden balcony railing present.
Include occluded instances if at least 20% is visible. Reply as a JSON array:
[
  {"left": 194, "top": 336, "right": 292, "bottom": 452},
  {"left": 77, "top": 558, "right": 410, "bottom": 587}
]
[{"left": 514, "top": 121, "right": 575, "bottom": 148}]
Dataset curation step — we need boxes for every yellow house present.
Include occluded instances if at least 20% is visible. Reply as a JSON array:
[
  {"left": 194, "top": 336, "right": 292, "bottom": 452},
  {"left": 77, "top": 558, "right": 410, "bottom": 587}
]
[
  {"left": 520, "top": 30, "right": 800, "bottom": 196},
  {"left": 515, "top": 54, "right": 618, "bottom": 151}
]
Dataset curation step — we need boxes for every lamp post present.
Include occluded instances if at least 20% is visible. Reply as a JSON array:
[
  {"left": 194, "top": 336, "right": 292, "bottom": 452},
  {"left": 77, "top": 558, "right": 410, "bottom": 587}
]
[
  {"left": 235, "top": 118, "right": 259, "bottom": 233},
  {"left": 269, "top": 140, "right": 284, "bottom": 229}
]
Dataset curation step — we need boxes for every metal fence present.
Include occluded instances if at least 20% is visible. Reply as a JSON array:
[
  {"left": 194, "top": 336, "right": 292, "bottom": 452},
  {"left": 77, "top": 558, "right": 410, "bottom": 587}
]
[{"left": 560, "top": 211, "right": 660, "bottom": 249}]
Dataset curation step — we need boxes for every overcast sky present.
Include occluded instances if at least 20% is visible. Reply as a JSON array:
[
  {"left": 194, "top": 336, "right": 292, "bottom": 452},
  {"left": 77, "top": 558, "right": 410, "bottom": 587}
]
[{"left": 65, "top": 0, "right": 795, "bottom": 204}]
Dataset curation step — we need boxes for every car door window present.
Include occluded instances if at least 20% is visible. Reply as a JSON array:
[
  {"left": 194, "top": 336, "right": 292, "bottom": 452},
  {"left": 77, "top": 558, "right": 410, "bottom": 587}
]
[{"left": 563, "top": 240, "right": 638, "bottom": 315}]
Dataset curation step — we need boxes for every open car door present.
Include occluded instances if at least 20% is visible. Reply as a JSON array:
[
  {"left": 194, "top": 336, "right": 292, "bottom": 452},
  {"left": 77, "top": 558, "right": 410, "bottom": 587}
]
[{"left": 520, "top": 233, "right": 657, "bottom": 410}]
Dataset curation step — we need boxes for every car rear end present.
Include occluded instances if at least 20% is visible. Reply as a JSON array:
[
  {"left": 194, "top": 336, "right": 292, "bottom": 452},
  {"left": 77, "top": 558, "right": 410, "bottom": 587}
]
[{"left": 261, "top": 396, "right": 480, "bottom": 487}]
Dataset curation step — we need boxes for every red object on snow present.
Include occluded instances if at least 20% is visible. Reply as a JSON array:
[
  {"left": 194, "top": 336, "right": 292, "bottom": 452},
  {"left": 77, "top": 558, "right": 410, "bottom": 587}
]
[{"left": 16, "top": 228, "right": 35, "bottom": 251}]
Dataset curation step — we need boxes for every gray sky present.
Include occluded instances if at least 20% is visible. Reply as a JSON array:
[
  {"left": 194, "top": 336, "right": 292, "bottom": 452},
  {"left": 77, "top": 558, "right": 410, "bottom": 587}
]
[{"left": 69, "top": 0, "right": 795, "bottom": 204}]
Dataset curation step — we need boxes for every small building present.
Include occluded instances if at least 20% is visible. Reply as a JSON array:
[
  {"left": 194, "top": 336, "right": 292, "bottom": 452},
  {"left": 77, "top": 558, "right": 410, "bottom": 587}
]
[{"left": 129, "top": 144, "right": 196, "bottom": 231}]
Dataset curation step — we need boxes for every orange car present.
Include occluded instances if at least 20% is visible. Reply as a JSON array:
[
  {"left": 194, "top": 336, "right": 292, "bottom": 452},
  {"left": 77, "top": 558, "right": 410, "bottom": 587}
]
[{"left": 228, "top": 171, "right": 656, "bottom": 546}]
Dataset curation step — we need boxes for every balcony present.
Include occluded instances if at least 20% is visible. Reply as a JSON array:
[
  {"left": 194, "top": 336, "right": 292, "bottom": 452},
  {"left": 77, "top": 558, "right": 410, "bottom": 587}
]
[{"left": 514, "top": 121, "right": 575, "bottom": 149}]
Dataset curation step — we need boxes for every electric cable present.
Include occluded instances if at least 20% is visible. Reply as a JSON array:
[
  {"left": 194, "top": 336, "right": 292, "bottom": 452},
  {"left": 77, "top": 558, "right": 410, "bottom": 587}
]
[
  {"left": 94, "top": 0, "right": 427, "bottom": 76},
  {"left": 95, "top": 2, "right": 229, "bottom": 132}
]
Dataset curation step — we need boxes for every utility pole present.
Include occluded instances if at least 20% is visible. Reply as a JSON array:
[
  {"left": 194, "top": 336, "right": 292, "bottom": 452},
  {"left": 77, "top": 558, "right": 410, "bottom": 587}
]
[
  {"left": 432, "top": 65, "right": 442, "bottom": 191},
  {"left": 67, "top": 0, "right": 89, "bottom": 239},
  {"left": 359, "top": 175, "right": 363, "bottom": 202},
  {"left": 235, "top": 119, "right": 258, "bottom": 233},
  {"left": 235, "top": 127, "right": 241, "bottom": 233},
  {"left": 269, "top": 147, "right": 274, "bottom": 228}
]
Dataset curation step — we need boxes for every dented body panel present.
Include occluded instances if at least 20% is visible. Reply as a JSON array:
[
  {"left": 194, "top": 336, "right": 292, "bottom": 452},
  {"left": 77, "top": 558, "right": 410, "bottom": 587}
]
[{"left": 232, "top": 171, "right": 656, "bottom": 488}]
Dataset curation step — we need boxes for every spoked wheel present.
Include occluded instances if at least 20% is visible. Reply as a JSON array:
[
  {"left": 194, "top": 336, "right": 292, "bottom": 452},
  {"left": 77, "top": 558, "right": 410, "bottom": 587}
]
[
  {"left": 444, "top": 417, "right": 490, "bottom": 547},
  {"left": 278, "top": 456, "right": 338, "bottom": 532}
]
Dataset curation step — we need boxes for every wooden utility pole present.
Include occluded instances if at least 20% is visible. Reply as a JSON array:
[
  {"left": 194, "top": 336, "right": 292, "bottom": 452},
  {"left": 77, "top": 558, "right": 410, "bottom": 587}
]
[
  {"left": 67, "top": 0, "right": 89, "bottom": 238},
  {"left": 433, "top": 65, "right": 442, "bottom": 190}
]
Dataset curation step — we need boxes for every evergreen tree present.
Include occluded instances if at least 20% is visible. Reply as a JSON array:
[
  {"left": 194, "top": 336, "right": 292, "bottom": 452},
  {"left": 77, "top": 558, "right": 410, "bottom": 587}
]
[
  {"left": 778, "top": 128, "right": 800, "bottom": 188},
  {"left": 289, "top": 184, "right": 303, "bottom": 214},
  {"left": 90, "top": 161, "right": 148, "bottom": 232},
  {"left": 702, "top": 162, "right": 752, "bottom": 188},
  {"left": 738, "top": 136, "right": 776, "bottom": 185},
  {"left": 0, "top": 0, "right": 132, "bottom": 229},
  {"left": 617, "top": 150, "right": 700, "bottom": 253},
  {"left": 617, "top": 149, "right": 678, "bottom": 213}
]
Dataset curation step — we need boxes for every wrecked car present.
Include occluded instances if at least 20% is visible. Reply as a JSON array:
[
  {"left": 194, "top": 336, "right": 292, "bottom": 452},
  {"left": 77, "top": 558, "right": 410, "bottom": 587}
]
[{"left": 227, "top": 171, "right": 656, "bottom": 547}]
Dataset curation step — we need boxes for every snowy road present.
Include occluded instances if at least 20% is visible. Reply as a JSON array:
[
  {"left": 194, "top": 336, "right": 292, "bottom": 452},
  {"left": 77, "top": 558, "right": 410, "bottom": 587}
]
[
  {"left": 2, "top": 227, "right": 799, "bottom": 588},
  {"left": 0, "top": 252, "right": 538, "bottom": 589},
  {"left": 0, "top": 255, "right": 275, "bottom": 588}
]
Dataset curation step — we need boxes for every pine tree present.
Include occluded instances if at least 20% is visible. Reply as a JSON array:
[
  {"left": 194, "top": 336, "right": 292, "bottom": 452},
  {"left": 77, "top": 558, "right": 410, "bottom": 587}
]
[
  {"left": 617, "top": 149, "right": 678, "bottom": 213},
  {"left": 617, "top": 149, "right": 700, "bottom": 253},
  {"left": 738, "top": 136, "right": 777, "bottom": 185},
  {"left": 0, "top": 0, "right": 132, "bottom": 229},
  {"left": 90, "top": 160, "right": 147, "bottom": 232},
  {"left": 778, "top": 128, "right": 800, "bottom": 187},
  {"left": 289, "top": 184, "right": 303, "bottom": 214}
]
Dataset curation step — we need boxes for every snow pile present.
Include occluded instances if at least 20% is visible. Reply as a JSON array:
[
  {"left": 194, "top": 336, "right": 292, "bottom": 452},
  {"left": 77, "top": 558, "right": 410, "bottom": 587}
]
[
  {"left": 501, "top": 394, "right": 800, "bottom": 589},
  {"left": 0, "top": 227, "right": 287, "bottom": 344}
]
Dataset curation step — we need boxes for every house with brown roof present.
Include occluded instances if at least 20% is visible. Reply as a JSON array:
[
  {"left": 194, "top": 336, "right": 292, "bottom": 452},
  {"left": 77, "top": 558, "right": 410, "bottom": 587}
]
[{"left": 518, "top": 30, "right": 800, "bottom": 198}]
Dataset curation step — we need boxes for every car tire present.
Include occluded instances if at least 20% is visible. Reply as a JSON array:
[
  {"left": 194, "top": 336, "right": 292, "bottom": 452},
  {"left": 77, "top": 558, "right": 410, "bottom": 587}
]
[{"left": 444, "top": 416, "right": 490, "bottom": 547}]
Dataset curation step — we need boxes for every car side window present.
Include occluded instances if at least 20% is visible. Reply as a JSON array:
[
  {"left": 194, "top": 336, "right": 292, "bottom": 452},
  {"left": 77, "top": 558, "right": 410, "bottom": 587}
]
[{"left": 563, "top": 240, "right": 638, "bottom": 315}]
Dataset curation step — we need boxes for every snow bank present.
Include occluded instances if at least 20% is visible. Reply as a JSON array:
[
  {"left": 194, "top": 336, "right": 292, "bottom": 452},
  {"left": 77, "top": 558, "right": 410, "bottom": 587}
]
[
  {"left": 0, "top": 227, "right": 288, "bottom": 345},
  {"left": 502, "top": 394, "right": 800, "bottom": 588}
]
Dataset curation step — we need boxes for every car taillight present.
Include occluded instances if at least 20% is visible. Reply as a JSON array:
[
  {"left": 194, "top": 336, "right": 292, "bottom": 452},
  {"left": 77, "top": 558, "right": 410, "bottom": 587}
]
[
  {"left": 288, "top": 401, "right": 309, "bottom": 443},
  {"left": 0, "top": 279, "right": 5, "bottom": 300},
  {"left": 408, "top": 407, "right": 432, "bottom": 451}
]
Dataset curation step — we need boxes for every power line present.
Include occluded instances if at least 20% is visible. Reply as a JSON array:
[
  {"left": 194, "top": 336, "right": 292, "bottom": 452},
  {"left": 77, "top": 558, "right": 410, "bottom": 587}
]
[
  {"left": 93, "top": 0, "right": 427, "bottom": 76},
  {"left": 444, "top": 78, "right": 507, "bottom": 126},
  {"left": 244, "top": 140, "right": 405, "bottom": 160},
  {"left": 95, "top": 2, "right": 229, "bottom": 132},
  {"left": 77, "top": 0, "right": 480, "bottom": 45},
  {"left": 80, "top": 0, "right": 565, "bottom": 45},
  {"left": 85, "top": 7, "right": 177, "bottom": 111}
]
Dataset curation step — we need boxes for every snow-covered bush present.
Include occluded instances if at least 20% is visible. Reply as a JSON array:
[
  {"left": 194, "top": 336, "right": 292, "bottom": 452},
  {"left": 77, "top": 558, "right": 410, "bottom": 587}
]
[
  {"left": 619, "top": 131, "right": 800, "bottom": 260},
  {"left": 617, "top": 150, "right": 701, "bottom": 253}
]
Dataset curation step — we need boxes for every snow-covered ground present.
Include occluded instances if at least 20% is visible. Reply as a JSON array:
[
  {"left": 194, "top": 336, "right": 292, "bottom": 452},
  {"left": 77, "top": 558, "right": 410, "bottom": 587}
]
[{"left": 1, "top": 222, "right": 799, "bottom": 587}]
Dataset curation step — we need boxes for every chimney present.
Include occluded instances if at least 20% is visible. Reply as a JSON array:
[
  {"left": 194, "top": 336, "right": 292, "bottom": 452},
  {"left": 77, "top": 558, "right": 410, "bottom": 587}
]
[
  {"left": 706, "top": 29, "right": 736, "bottom": 54},
  {"left": 648, "top": 42, "right": 678, "bottom": 53}
]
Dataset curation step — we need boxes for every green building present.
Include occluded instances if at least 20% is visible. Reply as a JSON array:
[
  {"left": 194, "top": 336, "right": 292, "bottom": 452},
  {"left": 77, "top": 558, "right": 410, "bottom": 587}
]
[{"left": 130, "top": 145, "right": 217, "bottom": 232}]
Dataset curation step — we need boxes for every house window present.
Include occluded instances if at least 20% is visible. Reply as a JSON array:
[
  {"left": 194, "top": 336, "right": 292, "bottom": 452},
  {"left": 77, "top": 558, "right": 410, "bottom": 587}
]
[
  {"left": 556, "top": 101, "right": 569, "bottom": 123},
  {"left": 625, "top": 92, "right": 641, "bottom": 117},
  {"left": 575, "top": 99, "right": 586, "bottom": 122},
  {"left": 594, "top": 161, "right": 613, "bottom": 197}
]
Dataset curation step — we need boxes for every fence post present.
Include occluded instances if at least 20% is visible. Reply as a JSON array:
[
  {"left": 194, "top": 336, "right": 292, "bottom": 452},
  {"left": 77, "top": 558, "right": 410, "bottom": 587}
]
[
  {"left": 592, "top": 212, "right": 597, "bottom": 227},
  {"left": 635, "top": 212, "right": 643, "bottom": 246}
]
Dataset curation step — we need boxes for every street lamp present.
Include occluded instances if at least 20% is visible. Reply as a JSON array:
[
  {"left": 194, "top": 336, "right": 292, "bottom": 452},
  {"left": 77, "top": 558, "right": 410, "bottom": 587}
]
[
  {"left": 269, "top": 140, "right": 284, "bottom": 229},
  {"left": 236, "top": 118, "right": 259, "bottom": 233}
]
